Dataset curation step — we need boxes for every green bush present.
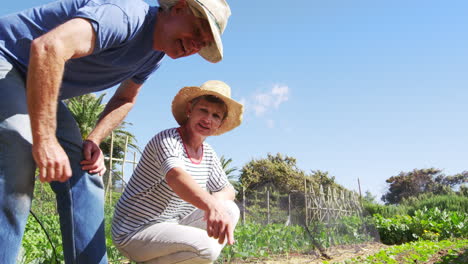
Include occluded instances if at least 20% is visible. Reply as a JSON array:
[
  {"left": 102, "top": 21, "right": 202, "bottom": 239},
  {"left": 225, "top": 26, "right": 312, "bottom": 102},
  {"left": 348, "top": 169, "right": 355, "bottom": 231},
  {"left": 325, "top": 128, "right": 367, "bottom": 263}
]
[
  {"left": 20, "top": 214, "right": 63, "bottom": 264},
  {"left": 218, "top": 216, "right": 377, "bottom": 263},
  {"left": 402, "top": 193, "right": 468, "bottom": 215},
  {"left": 333, "top": 239, "right": 468, "bottom": 264},
  {"left": 217, "top": 223, "right": 312, "bottom": 262},
  {"left": 104, "top": 191, "right": 128, "bottom": 263},
  {"left": 374, "top": 207, "right": 468, "bottom": 245},
  {"left": 363, "top": 201, "right": 408, "bottom": 218}
]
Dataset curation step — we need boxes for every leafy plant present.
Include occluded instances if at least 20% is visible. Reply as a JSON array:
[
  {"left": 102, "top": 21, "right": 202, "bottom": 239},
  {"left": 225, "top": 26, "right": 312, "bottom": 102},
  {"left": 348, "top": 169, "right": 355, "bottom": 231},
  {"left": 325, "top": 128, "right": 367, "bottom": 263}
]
[
  {"left": 373, "top": 207, "right": 468, "bottom": 245},
  {"left": 334, "top": 239, "right": 468, "bottom": 264}
]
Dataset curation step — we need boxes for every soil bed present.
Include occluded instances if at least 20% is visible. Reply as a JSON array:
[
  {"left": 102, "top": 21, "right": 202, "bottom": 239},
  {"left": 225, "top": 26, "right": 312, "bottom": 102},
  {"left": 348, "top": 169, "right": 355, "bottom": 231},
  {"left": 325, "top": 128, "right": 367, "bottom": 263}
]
[{"left": 228, "top": 242, "right": 388, "bottom": 263}]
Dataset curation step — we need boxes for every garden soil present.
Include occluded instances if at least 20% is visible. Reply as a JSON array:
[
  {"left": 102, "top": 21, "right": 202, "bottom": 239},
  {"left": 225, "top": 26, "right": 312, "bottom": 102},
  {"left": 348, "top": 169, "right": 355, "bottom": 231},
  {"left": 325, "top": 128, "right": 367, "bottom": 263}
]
[{"left": 229, "top": 242, "right": 389, "bottom": 264}]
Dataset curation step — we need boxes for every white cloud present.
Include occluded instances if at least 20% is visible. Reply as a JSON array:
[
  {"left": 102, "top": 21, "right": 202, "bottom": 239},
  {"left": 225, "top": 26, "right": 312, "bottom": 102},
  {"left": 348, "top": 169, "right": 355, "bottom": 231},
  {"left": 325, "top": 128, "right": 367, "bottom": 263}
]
[
  {"left": 271, "top": 84, "right": 289, "bottom": 108},
  {"left": 251, "top": 84, "right": 290, "bottom": 117}
]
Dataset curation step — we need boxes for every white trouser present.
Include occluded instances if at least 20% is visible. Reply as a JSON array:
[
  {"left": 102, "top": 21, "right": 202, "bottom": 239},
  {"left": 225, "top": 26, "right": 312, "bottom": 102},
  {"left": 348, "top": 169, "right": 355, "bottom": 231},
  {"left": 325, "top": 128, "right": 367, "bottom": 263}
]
[{"left": 117, "top": 200, "right": 240, "bottom": 264}]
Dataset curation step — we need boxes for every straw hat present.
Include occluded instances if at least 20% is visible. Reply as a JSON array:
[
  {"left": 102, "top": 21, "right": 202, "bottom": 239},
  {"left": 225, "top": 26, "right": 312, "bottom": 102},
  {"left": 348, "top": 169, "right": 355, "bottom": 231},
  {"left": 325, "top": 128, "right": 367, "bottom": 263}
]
[
  {"left": 172, "top": 80, "right": 243, "bottom": 135},
  {"left": 159, "top": 0, "right": 231, "bottom": 63}
]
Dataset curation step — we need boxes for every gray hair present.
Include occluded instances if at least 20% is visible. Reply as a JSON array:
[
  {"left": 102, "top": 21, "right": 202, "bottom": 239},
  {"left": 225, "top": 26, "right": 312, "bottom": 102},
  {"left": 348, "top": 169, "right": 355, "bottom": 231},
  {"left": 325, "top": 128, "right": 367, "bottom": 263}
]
[{"left": 158, "top": 0, "right": 181, "bottom": 12}]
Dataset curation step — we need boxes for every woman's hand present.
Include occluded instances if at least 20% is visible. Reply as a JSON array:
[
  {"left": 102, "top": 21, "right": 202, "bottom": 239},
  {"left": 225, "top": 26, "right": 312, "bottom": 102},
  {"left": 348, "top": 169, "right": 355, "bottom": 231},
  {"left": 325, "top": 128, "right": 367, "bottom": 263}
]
[{"left": 205, "top": 200, "right": 235, "bottom": 245}]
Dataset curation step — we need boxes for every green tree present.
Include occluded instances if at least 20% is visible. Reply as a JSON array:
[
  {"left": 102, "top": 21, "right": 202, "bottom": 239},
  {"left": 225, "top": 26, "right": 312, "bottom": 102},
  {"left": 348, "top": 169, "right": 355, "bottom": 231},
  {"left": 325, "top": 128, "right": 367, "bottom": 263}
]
[
  {"left": 239, "top": 153, "right": 307, "bottom": 194},
  {"left": 362, "top": 190, "right": 377, "bottom": 203},
  {"left": 381, "top": 168, "right": 468, "bottom": 204},
  {"left": 309, "top": 170, "right": 336, "bottom": 188},
  {"left": 219, "top": 155, "right": 240, "bottom": 191},
  {"left": 66, "top": 93, "right": 106, "bottom": 139}
]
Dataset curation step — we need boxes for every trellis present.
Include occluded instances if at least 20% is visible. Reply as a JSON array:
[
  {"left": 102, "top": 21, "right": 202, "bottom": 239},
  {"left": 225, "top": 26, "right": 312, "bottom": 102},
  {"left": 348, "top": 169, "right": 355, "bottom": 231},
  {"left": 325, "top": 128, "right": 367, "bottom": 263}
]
[
  {"left": 240, "top": 183, "right": 363, "bottom": 226},
  {"left": 306, "top": 185, "right": 362, "bottom": 224},
  {"left": 104, "top": 132, "right": 138, "bottom": 204}
]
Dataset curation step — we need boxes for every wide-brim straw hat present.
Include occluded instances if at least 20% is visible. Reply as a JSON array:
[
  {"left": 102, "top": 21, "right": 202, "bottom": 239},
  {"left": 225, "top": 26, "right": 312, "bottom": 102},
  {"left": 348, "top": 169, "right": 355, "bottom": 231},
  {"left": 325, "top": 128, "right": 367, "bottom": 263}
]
[
  {"left": 172, "top": 80, "right": 243, "bottom": 135},
  {"left": 184, "top": 0, "right": 231, "bottom": 63}
]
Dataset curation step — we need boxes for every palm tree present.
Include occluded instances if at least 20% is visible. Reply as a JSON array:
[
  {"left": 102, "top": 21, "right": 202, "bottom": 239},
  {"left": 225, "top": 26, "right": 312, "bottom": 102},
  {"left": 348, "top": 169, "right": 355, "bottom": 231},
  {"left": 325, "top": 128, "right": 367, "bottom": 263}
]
[
  {"left": 65, "top": 93, "right": 140, "bottom": 190},
  {"left": 66, "top": 93, "right": 106, "bottom": 139},
  {"left": 219, "top": 155, "right": 240, "bottom": 191}
]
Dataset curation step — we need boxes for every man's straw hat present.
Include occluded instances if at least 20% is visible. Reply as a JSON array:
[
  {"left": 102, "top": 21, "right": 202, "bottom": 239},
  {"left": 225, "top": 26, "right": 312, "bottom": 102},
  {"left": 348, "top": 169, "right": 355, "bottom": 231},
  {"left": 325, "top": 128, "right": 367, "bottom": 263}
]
[{"left": 172, "top": 80, "right": 243, "bottom": 135}]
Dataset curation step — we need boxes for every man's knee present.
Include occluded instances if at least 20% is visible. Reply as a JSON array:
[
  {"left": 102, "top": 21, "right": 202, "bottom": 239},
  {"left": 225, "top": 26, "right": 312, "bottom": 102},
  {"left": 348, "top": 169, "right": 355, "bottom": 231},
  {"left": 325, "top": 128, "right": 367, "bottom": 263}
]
[{"left": 0, "top": 121, "right": 35, "bottom": 194}]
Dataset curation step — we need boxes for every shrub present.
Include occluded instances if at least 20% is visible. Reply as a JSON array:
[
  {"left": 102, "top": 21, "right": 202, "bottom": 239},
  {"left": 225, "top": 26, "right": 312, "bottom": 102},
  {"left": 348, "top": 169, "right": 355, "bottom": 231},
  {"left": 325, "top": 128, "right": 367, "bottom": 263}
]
[
  {"left": 20, "top": 214, "right": 63, "bottom": 264},
  {"left": 363, "top": 201, "right": 408, "bottom": 218},
  {"left": 402, "top": 193, "right": 468, "bottom": 215},
  {"left": 374, "top": 207, "right": 468, "bottom": 245}
]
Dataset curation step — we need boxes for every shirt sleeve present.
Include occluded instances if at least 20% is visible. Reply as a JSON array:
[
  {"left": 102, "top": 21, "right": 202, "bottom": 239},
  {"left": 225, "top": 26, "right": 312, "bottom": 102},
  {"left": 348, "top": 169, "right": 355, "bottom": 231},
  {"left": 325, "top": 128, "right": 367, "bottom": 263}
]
[
  {"left": 207, "top": 150, "right": 230, "bottom": 192},
  {"left": 151, "top": 130, "right": 185, "bottom": 177},
  {"left": 74, "top": 2, "right": 130, "bottom": 52}
]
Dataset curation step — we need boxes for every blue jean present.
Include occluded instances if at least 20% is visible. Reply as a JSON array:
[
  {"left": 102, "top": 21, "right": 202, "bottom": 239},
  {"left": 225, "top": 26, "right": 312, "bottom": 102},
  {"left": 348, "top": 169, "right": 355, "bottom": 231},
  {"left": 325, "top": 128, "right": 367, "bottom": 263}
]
[{"left": 0, "top": 57, "right": 108, "bottom": 263}]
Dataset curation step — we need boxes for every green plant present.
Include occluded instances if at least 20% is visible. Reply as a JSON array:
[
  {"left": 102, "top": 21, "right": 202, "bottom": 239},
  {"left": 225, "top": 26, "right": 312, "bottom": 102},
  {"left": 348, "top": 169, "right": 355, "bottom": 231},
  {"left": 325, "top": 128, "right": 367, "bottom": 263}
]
[
  {"left": 374, "top": 207, "right": 468, "bottom": 245},
  {"left": 217, "top": 223, "right": 312, "bottom": 263},
  {"left": 363, "top": 201, "right": 408, "bottom": 218},
  {"left": 337, "top": 239, "right": 468, "bottom": 264},
  {"left": 402, "top": 193, "right": 468, "bottom": 215},
  {"left": 21, "top": 214, "right": 63, "bottom": 264}
]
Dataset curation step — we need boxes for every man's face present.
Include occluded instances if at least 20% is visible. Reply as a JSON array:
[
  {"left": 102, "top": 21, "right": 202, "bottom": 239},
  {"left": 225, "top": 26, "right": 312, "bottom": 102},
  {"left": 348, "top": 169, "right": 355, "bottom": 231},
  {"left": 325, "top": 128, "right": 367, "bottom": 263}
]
[{"left": 155, "top": 2, "right": 214, "bottom": 59}]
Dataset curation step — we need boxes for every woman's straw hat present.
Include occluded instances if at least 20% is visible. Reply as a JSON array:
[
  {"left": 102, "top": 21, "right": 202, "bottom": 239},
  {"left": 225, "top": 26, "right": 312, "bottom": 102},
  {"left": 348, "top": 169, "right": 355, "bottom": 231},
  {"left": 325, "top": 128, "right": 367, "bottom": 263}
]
[{"left": 172, "top": 80, "right": 243, "bottom": 135}]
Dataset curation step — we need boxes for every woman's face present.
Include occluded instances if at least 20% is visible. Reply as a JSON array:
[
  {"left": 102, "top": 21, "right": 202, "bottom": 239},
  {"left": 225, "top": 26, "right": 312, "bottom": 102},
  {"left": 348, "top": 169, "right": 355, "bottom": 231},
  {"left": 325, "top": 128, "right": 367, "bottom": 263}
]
[{"left": 186, "top": 99, "right": 226, "bottom": 137}]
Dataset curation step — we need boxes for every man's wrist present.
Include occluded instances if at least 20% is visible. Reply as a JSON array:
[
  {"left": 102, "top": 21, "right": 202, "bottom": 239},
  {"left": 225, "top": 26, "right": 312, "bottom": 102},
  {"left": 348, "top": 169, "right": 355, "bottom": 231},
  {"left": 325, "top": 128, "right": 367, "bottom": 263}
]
[{"left": 33, "top": 133, "right": 58, "bottom": 146}]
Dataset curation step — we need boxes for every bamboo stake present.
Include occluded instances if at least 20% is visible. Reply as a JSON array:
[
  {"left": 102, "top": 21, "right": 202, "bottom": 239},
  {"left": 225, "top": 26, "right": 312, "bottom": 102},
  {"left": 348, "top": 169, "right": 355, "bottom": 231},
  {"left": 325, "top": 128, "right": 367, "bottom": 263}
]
[
  {"left": 267, "top": 188, "right": 270, "bottom": 224},
  {"left": 121, "top": 136, "right": 129, "bottom": 185},
  {"left": 107, "top": 132, "right": 114, "bottom": 204},
  {"left": 242, "top": 186, "right": 246, "bottom": 225}
]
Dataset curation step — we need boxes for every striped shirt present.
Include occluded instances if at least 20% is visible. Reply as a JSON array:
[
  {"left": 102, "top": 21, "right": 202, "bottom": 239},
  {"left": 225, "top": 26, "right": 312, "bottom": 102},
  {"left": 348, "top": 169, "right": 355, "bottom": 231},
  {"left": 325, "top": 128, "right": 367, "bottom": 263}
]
[{"left": 111, "top": 128, "right": 229, "bottom": 246}]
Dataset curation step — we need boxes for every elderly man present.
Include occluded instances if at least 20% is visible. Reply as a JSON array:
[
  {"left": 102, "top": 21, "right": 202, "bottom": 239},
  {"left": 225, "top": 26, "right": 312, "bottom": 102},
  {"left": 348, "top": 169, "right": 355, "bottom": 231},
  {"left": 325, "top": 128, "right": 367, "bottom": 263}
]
[{"left": 0, "top": 0, "right": 231, "bottom": 263}]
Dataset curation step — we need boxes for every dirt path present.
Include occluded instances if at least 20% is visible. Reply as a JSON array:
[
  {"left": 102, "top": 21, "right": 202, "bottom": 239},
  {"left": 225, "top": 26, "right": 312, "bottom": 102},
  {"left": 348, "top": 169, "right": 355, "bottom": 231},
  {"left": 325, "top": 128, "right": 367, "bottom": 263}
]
[{"left": 228, "top": 242, "right": 388, "bottom": 264}]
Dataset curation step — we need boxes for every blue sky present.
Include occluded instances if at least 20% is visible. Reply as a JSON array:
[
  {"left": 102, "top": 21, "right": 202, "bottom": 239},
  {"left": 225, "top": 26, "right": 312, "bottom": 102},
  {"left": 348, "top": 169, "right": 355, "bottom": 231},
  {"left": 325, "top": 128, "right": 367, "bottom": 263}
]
[{"left": 3, "top": 0, "right": 468, "bottom": 200}]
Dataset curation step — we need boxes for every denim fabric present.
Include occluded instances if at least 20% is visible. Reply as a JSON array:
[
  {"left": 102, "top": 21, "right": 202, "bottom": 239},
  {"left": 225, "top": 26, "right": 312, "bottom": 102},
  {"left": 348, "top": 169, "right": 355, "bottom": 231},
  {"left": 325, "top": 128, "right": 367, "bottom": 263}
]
[
  {"left": 117, "top": 200, "right": 240, "bottom": 264},
  {"left": 0, "top": 57, "right": 108, "bottom": 263}
]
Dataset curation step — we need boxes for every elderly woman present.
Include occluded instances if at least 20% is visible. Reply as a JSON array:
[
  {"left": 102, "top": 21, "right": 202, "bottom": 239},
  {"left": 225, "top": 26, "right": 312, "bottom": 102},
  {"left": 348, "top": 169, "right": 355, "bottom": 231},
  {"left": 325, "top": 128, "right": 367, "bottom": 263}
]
[{"left": 111, "top": 80, "right": 243, "bottom": 264}]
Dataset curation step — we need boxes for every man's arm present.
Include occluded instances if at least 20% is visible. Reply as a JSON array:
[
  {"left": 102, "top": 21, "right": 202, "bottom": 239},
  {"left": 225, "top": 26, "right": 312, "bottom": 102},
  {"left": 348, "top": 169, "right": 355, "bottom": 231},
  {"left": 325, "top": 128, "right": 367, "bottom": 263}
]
[
  {"left": 166, "top": 167, "right": 235, "bottom": 245},
  {"left": 27, "top": 18, "right": 96, "bottom": 183},
  {"left": 81, "top": 80, "right": 143, "bottom": 174}
]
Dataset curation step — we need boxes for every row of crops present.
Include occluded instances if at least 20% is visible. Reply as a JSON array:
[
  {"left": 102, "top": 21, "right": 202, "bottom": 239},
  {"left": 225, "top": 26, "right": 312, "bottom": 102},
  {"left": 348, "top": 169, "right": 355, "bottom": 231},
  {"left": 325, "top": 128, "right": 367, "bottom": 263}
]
[{"left": 215, "top": 206, "right": 467, "bottom": 263}]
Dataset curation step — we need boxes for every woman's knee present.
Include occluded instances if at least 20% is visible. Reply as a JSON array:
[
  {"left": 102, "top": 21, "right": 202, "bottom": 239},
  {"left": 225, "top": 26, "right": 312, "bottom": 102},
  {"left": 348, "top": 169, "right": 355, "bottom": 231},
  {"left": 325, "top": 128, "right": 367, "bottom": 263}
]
[{"left": 198, "top": 246, "right": 221, "bottom": 263}]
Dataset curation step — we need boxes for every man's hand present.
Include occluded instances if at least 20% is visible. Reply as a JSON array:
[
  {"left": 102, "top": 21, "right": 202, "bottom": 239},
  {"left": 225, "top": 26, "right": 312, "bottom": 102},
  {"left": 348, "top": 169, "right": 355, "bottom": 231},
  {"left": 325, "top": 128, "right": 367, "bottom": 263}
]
[
  {"left": 81, "top": 140, "right": 106, "bottom": 176},
  {"left": 204, "top": 201, "right": 235, "bottom": 245},
  {"left": 33, "top": 140, "right": 72, "bottom": 183}
]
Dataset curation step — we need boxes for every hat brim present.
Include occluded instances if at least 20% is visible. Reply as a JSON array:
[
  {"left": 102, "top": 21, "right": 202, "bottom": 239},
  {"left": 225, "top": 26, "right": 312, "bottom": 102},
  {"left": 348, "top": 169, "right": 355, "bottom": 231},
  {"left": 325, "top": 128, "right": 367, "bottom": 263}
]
[
  {"left": 187, "top": 0, "right": 223, "bottom": 63},
  {"left": 172, "top": 86, "right": 243, "bottom": 135}
]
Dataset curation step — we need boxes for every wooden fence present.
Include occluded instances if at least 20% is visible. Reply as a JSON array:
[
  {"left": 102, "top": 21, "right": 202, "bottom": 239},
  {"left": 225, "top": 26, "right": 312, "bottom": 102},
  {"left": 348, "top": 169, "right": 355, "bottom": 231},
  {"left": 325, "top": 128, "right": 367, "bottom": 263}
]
[
  {"left": 239, "top": 184, "right": 363, "bottom": 226},
  {"left": 306, "top": 185, "right": 362, "bottom": 224}
]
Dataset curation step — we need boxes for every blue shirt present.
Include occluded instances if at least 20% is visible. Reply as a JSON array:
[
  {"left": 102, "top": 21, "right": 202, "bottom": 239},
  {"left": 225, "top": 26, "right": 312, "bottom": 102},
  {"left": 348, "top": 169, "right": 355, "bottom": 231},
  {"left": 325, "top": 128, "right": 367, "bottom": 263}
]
[{"left": 0, "top": 0, "right": 165, "bottom": 99}]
